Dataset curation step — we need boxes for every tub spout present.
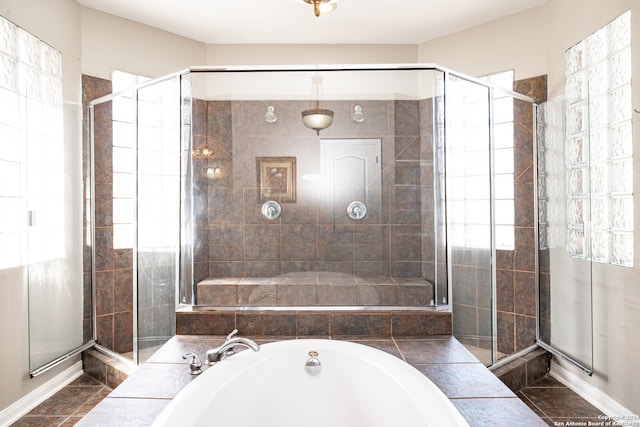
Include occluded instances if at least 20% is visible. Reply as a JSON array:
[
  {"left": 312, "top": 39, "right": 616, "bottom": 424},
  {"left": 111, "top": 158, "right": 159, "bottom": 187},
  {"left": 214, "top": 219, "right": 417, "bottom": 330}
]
[{"left": 206, "top": 333, "right": 260, "bottom": 364}]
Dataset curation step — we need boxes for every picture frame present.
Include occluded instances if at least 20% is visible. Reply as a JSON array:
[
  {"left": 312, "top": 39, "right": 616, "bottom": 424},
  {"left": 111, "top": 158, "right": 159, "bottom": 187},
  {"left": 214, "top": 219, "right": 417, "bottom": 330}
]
[{"left": 256, "top": 156, "right": 297, "bottom": 203}]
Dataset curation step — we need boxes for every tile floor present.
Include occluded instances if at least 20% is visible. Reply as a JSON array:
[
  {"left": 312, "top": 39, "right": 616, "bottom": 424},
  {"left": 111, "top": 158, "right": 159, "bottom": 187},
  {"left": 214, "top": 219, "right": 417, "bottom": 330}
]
[
  {"left": 13, "top": 347, "right": 608, "bottom": 427},
  {"left": 519, "top": 375, "right": 608, "bottom": 426},
  {"left": 10, "top": 375, "right": 111, "bottom": 427}
]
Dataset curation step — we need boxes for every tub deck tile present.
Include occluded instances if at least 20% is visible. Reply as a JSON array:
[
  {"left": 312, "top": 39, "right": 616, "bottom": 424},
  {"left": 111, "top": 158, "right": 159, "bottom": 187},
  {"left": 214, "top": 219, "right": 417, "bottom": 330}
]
[
  {"left": 395, "top": 336, "right": 480, "bottom": 364},
  {"left": 452, "top": 397, "right": 548, "bottom": 427},
  {"left": 415, "top": 363, "right": 516, "bottom": 399},
  {"left": 108, "top": 363, "right": 200, "bottom": 399},
  {"left": 344, "top": 338, "right": 404, "bottom": 359},
  {"left": 75, "top": 397, "right": 170, "bottom": 427},
  {"left": 78, "top": 335, "right": 546, "bottom": 426}
]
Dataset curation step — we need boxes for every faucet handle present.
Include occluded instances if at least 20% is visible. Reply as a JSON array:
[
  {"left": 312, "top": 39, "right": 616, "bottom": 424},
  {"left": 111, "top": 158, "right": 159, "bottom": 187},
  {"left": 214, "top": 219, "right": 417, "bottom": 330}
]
[
  {"left": 182, "top": 352, "right": 202, "bottom": 375},
  {"left": 222, "top": 329, "right": 239, "bottom": 357},
  {"left": 225, "top": 329, "right": 239, "bottom": 342}
]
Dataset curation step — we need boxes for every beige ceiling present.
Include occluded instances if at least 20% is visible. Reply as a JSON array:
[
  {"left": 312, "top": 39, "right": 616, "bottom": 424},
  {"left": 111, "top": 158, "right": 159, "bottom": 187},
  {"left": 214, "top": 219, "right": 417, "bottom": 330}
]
[{"left": 76, "top": 0, "right": 547, "bottom": 45}]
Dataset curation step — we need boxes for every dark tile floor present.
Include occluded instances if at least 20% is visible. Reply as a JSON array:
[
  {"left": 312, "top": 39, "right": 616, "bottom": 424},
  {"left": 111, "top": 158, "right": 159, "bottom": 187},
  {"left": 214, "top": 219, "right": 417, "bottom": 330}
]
[
  {"left": 11, "top": 375, "right": 111, "bottom": 427},
  {"left": 519, "top": 375, "right": 608, "bottom": 426}
]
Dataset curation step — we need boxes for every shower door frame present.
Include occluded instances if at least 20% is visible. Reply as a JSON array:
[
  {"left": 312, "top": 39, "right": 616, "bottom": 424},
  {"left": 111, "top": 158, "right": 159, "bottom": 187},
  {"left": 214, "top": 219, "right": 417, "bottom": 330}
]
[
  {"left": 88, "top": 71, "right": 183, "bottom": 365},
  {"left": 177, "top": 64, "right": 537, "bottom": 345}
]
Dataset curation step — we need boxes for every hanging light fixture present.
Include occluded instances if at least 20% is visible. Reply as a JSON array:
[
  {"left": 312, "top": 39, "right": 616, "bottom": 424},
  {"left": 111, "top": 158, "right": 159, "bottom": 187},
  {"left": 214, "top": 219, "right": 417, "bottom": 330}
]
[
  {"left": 302, "top": 104, "right": 334, "bottom": 135},
  {"left": 300, "top": 0, "right": 338, "bottom": 17},
  {"left": 302, "top": 75, "right": 334, "bottom": 135}
]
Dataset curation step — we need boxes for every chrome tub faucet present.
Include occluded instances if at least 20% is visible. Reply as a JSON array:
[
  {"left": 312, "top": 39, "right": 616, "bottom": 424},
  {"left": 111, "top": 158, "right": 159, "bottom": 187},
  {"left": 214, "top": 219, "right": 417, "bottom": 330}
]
[{"left": 205, "top": 329, "right": 259, "bottom": 364}]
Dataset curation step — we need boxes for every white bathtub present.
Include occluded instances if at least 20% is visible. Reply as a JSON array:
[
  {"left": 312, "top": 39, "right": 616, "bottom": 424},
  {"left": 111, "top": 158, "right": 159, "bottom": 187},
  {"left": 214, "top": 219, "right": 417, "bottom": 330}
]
[{"left": 153, "top": 339, "right": 470, "bottom": 427}]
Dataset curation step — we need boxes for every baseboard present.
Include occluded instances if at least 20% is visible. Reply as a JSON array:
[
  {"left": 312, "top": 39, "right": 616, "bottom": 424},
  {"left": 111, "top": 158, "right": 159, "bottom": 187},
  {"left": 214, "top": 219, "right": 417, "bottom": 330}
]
[
  {"left": 0, "top": 361, "right": 83, "bottom": 427},
  {"left": 551, "top": 359, "right": 637, "bottom": 418}
]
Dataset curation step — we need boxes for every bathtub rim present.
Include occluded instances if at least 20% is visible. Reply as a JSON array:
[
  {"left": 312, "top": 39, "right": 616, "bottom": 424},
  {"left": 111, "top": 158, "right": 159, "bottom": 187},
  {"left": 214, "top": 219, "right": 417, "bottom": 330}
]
[{"left": 153, "top": 337, "right": 470, "bottom": 427}]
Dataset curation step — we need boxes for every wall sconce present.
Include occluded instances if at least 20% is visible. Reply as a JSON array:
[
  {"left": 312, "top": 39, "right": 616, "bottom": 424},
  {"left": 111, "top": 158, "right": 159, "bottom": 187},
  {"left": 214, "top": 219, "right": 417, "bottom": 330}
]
[
  {"left": 265, "top": 105, "right": 277, "bottom": 123},
  {"left": 204, "top": 166, "right": 222, "bottom": 177},
  {"left": 352, "top": 104, "right": 365, "bottom": 122},
  {"left": 302, "top": 75, "right": 334, "bottom": 135},
  {"left": 192, "top": 143, "right": 214, "bottom": 159}
]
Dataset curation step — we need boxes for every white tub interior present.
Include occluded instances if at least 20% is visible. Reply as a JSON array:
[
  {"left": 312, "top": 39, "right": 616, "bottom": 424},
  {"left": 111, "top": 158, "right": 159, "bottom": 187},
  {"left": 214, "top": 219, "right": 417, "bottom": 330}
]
[{"left": 153, "top": 339, "right": 469, "bottom": 427}]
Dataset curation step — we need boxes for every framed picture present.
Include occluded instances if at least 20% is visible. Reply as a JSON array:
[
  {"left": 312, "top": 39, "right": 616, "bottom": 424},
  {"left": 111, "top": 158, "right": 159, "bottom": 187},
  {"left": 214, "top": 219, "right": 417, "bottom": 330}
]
[{"left": 256, "top": 156, "right": 296, "bottom": 203}]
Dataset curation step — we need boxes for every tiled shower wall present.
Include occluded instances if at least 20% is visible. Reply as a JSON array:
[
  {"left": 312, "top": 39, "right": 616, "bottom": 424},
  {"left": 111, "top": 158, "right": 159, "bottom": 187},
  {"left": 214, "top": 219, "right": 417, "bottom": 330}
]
[
  {"left": 192, "top": 99, "right": 436, "bottom": 287},
  {"left": 498, "top": 75, "right": 547, "bottom": 355},
  {"left": 82, "top": 76, "right": 113, "bottom": 345},
  {"left": 83, "top": 75, "right": 133, "bottom": 354}
]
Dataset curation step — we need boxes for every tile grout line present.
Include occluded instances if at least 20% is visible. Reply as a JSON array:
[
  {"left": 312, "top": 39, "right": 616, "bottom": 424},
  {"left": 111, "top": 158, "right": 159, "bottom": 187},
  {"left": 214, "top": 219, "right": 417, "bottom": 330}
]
[
  {"left": 390, "top": 336, "right": 406, "bottom": 362},
  {"left": 518, "top": 387, "right": 552, "bottom": 419}
]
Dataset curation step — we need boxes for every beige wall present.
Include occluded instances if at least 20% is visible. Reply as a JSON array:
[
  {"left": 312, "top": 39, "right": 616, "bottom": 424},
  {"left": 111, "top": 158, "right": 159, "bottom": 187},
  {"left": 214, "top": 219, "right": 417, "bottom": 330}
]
[
  {"left": 0, "top": 0, "right": 82, "bottom": 414},
  {"left": 80, "top": 7, "right": 207, "bottom": 80},
  {"left": 418, "top": 7, "right": 547, "bottom": 81},
  {"left": 206, "top": 44, "right": 418, "bottom": 65}
]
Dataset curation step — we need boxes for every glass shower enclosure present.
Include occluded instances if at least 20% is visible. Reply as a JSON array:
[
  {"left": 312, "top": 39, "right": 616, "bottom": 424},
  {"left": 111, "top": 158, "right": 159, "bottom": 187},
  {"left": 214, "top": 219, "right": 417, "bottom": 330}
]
[
  {"left": 176, "top": 65, "right": 537, "bottom": 367},
  {"left": 89, "top": 64, "right": 538, "bottom": 367},
  {"left": 89, "top": 75, "right": 180, "bottom": 364},
  {"left": 179, "top": 67, "right": 449, "bottom": 311}
]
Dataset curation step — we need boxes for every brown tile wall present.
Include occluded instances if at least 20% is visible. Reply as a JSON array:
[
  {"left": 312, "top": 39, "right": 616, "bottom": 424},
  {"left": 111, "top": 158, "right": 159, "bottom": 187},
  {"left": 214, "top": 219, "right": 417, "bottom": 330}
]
[
  {"left": 175, "top": 308, "right": 452, "bottom": 336},
  {"left": 193, "top": 98, "right": 434, "bottom": 292},
  {"left": 496, "top": 75, "right": 548, "bottom": 356},
  {"left": 418, "top": 97, "right": 443, "bottom": 288},
  {"left": 82, "top": 75, "right": 134, "bottom": 354},
  {"left": 83, "top": 349, "right": 133, "bottom": 390},
  {"left": 493, "top": 347, "right": 551, "bottom": 393}
]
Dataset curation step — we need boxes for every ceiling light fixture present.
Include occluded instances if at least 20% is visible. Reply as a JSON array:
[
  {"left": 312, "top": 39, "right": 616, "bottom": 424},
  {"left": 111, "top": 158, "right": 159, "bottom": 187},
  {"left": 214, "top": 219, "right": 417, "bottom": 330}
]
[
  {"left": 301, "top": 0, "right": 337, "bottom": 17},
  {"left": 302, "top": 75, "right": 334, "bottom": 135}
]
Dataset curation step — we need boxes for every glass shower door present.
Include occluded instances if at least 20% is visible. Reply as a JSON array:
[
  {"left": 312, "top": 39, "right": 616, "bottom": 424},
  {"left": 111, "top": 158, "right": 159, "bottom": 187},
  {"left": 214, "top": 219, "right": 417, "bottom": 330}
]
[
  {"left": 445, "top": 75, "right": 495, "bottom": 365},
  {"left": 135, "top": 76, "right": 180, "bottom": 363},
  {"left": 537, "top": 98, "right": 593, "bottom": 372}
]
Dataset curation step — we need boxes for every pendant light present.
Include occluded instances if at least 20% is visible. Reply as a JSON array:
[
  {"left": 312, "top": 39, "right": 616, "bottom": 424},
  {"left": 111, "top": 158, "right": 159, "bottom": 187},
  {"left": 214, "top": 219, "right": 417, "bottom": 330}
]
[{"left": 301, "top": 75, "right": 334, "bottom": 135}]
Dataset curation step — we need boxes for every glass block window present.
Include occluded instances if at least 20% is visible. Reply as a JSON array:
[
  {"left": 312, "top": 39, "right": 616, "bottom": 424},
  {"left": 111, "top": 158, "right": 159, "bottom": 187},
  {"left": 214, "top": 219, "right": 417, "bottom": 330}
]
[
  {"left": 445, "top": 71, "right": 515, "bottom": 250},
  {"left": 483, "top": 71, "right": 515, "bottom": 251},
  {"left": 564, "top": 11, "right": 633, "bottom": 267},
  {"left": 0, "top": 15, "right": 63, "bottom": 268},
  {"left": 111, "top": 70, "right": 180, "bottom": 250},
  {"left": 537, "top": 100, "right": 566, "bottom": 251}
]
